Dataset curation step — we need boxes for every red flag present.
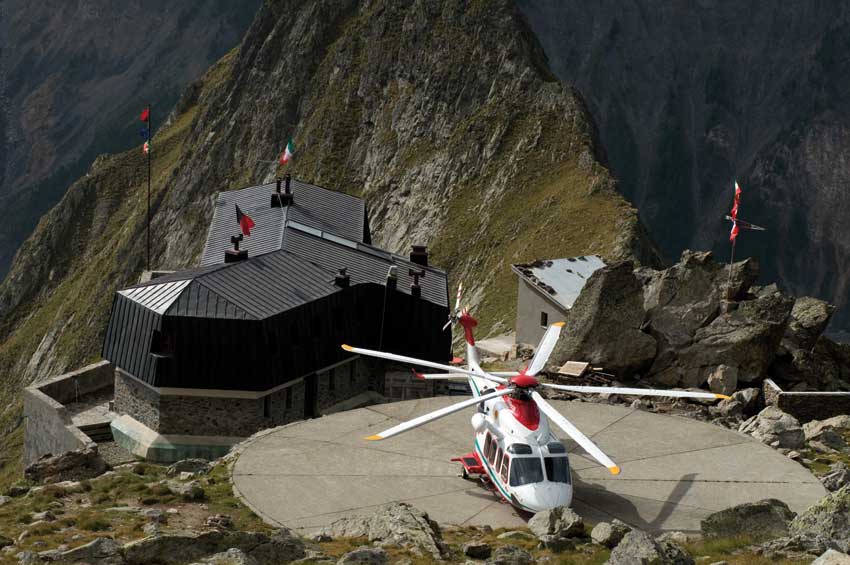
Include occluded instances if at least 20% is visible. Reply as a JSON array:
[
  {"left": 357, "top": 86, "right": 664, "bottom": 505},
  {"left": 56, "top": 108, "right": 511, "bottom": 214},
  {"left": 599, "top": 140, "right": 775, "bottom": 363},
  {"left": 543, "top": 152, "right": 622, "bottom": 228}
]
[
  {"left": 730, "top": 180, "right": 742, "bottom": 220},
  {"left": 140, "top": 107, "right": 150, "bottom": 122},
  {"left": 235, "top": 204, "right": 255, "bottom": 236},
  {"left": 729, "top": 221, "right": 739, "bottom": 242}
]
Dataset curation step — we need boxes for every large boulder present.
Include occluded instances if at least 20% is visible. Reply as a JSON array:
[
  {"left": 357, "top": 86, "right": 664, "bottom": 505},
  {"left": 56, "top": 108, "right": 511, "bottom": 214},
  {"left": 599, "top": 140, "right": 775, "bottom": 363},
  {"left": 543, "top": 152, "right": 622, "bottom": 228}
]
[
  {"left": 167, "top": 459, "right": 211, "bottom": 478},
  {"left": 123, "top": 528, "right": 305, "bottom": 565},
  {"left": 758, "top": 534, "right": 839, "bottom": 561},
  {"left": 701, "top": 499, "right": 795, "bottom": 541},
  {"left": 315, "top": 502, "right": 443, "bottom": 559},
  {"left": 485, "top": 545, "right": 534, "bottom": 565},
  {"left": 24, "top": 447, "right": 108, "bottom": 484},
  {"left": 606, "top": 529, "right": 694, "bottom": 564},
  {"left": 790, "top": 485, "right": 850, "bottom": 552},
  {"left": 676, "top": 292, "right": 793, "bottom": 385},
  {"left": 527, "top": 506, "right": 584, "bottom": 539},
  {"left": 710, "top": 387, "right": 761, "bottom": 419},
  {"left": 706, "top": 364, "right": 738, "bottom": 395},
  {"left": 590, "top": 520, "right": 631, "bottom": 548},
  {"left": 552, "top": 261, "right": 657, "bottom": 377},
  {"left": 813, "top": 549, "right": 850, "bottom": 564},
  {"left": 191, "top": 548, "right": 258, "bottom": 565},
  {"left": 336, "top": 547, "right": 388, "bottom": 565},
  {"left": 59, "top": 537, "right": 123, "bottom": 564},
  {"left": 642, "top": 251, "right": 757, "bottom": 348},
  {"left": 821, "top": 463, "right": 850, "bottom": 492},
  {"left": 739, "top": 406, "right": 805, "bottom": 449},
  {"left": 785, "top": 297, "right": 835, "bottom": 351}
]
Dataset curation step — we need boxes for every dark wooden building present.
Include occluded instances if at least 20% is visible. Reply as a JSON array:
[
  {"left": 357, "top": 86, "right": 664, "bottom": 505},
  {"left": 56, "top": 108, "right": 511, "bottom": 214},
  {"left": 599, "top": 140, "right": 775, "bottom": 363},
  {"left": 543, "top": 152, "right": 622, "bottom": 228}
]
[{"left": 102, "top": 177, "right": 450, "bottom": 461}]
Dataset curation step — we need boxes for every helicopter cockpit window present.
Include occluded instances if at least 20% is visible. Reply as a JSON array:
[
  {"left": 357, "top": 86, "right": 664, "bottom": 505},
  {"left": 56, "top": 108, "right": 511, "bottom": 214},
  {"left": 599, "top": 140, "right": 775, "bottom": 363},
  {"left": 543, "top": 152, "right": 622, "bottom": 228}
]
[
  {"left": 509, "top": 457, "right": 543, "bottom": 486},
  {"left": 547, "top": 442, "right": 567, "bottom": 454},
  {"left": 506, "top": 443, "right": 532, "bottom": 455},
  {"left": 544, "top": 456, "right": 571, "bottom": 484}
]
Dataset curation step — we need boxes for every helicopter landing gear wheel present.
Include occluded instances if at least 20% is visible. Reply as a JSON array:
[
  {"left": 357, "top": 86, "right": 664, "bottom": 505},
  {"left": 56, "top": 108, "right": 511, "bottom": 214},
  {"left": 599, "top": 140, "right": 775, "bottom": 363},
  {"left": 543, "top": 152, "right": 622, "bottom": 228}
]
[{"left": 461, "top": 467, "right": 470, "bottom": 480}]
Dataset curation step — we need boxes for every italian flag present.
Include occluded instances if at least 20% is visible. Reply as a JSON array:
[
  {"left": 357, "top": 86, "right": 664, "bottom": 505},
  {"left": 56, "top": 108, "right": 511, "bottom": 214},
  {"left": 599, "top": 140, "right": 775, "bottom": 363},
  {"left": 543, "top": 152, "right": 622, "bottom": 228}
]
[{"left": 279, "top": 138, "right": 295, "bottom": 166}]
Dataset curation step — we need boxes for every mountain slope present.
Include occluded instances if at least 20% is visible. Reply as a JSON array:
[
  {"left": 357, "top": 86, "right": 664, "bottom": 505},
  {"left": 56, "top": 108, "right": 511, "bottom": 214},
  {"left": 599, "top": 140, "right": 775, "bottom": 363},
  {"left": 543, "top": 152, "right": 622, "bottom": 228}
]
[
  {"left": 0, "top": 0, "right": 260, "bottom": 279},
  {"left": 518, "top": 0, "right": 850, "bottom": 334},
  {"left": 0, "top": 0, "right": 654, "bottom": 484}
]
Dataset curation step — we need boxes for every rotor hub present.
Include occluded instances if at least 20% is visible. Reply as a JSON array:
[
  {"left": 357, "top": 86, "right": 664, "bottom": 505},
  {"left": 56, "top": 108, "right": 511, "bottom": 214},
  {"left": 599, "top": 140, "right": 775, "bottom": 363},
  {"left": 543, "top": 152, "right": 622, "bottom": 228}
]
[{"left": 510, "top": 374, "right": 539, "bottom": 388}]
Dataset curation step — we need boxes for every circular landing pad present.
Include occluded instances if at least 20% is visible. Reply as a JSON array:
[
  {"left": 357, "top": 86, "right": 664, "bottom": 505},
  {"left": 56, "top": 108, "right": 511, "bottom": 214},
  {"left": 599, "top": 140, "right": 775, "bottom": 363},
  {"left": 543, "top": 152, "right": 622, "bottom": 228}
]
[{"left": 232, "top": 397, "right": 826, "bottom": 534}]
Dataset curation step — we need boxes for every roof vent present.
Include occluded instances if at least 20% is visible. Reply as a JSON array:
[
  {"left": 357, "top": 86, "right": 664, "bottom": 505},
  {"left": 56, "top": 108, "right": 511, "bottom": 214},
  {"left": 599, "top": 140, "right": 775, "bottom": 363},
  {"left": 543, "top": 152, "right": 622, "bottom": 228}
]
[
  {"left": 334, "top": 268, "right": 350, "bottom": 288},
  {"left": 409, "top": 268, "right": 425, "bottom": 298},
  {"left": 225, "top": 234, "right": 248, "bottom": 263},
  {"left": 410, "top": 245, "right": 428, "bottom": 267},
  {"left": 386, "top": 265, "right": 398, "bottom": 291}
]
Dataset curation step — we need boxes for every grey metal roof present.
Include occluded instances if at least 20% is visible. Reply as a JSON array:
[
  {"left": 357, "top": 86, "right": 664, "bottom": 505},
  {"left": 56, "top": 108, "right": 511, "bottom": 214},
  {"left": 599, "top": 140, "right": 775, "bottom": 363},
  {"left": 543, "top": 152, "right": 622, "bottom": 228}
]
[
  {"left": 118, "top": 223, "right": 448, "bottom": 320},
  {"left": 282, "top": 224, "right": 449, "bottom": 308},
  {"left": 200, "top": 179, "right": 367, "bottom": 266},
  {"left": 512, "top": 255, "right": 606, "bottom": 309}
]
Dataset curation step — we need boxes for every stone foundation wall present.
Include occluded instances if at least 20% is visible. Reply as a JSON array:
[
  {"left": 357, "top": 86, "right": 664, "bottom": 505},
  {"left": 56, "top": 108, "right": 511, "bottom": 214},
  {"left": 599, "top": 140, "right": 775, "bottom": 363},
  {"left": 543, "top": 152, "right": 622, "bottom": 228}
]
[
  {"left": 157, "top": 380, "right": 306, "bottom": 437},
  {"left": 114, "top": 358, "right": 374, "bottom": 438},
  {"left": 763, "top": 378, "right": 850, "bottom": 422},
  {"left": 114, "top": 369, "right": 160, "bottom": 431},
  {"left": 315, "top": 358, "right": 373, "bottom": 412}
]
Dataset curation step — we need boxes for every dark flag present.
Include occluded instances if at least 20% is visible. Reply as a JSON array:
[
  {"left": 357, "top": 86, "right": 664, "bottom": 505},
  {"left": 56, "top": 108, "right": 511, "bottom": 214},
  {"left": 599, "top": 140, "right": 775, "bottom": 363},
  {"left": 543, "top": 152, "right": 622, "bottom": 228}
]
[{"left": 235, "top": 204, "right": 255, "bottom": 236}]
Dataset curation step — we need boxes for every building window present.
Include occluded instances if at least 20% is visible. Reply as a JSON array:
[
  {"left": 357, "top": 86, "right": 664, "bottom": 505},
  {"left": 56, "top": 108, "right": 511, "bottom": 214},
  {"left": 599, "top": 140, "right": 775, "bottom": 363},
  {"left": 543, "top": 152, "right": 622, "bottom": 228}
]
[
  {"left": 285, "top": 388, "right": 292, "bottom": 410},
  {"left": 329, "top": 369, "right": 336, "bottom": 392},
  {"left": 263, "top": 395, "right": 270, "bottom": 418},
  {"left": 540, "top": 311, "right": 548, "bottom": 328}
]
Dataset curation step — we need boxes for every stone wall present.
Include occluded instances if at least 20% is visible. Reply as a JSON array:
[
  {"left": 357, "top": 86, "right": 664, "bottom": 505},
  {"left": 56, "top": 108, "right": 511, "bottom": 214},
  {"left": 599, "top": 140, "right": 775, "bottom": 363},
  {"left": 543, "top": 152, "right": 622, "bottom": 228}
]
[
  {"left": 113, "top": 358, "right": 375, "bottom": 438},
  {"left": 763, "top": 378, "right": 850, "bottom": 423},
  {"left": 23, "top": 361, "right": 112, "bottom": 466},
  {"left": 114, "top": 369, "right": 160, "bottom": 431},
  {"left": 515, "top": 278, "right": 568, "bottom": 346},
  {"left": 315, "top": 358, "right": 373, "bottom": 413}
]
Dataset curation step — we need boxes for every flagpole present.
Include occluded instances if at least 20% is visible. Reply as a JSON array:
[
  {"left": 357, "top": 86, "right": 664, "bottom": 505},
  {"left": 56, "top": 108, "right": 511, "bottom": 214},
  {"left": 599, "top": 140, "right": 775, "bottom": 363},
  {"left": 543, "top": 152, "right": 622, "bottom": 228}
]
[
  {"left": 147, "top": 104, "right": 151, "bottom": 272},
  {"left": 725, "top": 236, "right": 737, "bottom": 302}
]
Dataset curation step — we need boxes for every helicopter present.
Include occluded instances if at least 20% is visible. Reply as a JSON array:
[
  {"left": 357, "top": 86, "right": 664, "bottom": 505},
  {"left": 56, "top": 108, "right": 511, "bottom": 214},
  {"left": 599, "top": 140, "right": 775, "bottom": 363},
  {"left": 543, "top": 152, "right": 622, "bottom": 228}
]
[{"left": 342, "top": 283, "right": 729, "bottom": 513}]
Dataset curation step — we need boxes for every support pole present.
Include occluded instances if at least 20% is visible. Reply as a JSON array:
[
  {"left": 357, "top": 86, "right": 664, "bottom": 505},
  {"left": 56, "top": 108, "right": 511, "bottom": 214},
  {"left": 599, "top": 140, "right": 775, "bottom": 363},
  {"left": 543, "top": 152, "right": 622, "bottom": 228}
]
[
  {"left": 725, "top": 236, "right": 737, "bottom": 303},
  {"left": 147, "top": 104, "right": 152, "bottom": 271}
]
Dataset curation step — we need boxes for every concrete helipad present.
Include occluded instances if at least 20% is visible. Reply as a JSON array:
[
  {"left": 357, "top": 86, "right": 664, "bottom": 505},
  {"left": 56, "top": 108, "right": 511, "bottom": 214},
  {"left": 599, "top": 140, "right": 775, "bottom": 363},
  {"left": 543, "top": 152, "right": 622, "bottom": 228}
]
[{"left": 232, "top": 397, "right": 826, "bottom": 534}]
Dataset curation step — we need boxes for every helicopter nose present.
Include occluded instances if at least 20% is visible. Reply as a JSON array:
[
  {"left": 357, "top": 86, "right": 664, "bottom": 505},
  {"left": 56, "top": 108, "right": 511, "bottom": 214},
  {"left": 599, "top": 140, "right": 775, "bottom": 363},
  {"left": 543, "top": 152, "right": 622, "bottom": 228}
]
[{"left": 516, "top": 483, "right": 573, "bottom": 513}]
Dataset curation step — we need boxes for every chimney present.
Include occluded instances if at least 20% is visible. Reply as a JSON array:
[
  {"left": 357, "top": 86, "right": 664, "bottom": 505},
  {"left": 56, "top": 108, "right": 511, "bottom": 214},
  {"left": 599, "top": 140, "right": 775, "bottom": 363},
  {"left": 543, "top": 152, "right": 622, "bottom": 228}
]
[
  {"left": 409, "top": 268, "right": 425, "bottom": 298},
  {"left": 386, "top": 265, "right": 398, "bottom": 291},
  {"left": 225, "top": 234, "right": 248, "bottom": 263},
  {"left": 410, "top": 245, "right": 428, "bottom": 267},
  {"left": 271, "top": 177, "right": 283, "bottom": 208},
  {"left": 280, "top": 173, "right": 294, "bottom": 207},
  {"left": 334, "top": 268, "right": 350, "bottom": 288}
]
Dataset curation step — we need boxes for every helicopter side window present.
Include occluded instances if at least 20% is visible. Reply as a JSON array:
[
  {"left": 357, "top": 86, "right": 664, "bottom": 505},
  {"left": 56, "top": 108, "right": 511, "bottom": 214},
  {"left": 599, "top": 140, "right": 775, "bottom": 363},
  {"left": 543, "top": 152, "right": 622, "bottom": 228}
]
[
  {"left": 509, "top": 457, "right": 544, "bottom": 486},
  {"left": 494, "top": 448, "right": 503, "bottom": 472},
  {"left": 486, "top": 434, "right": 498, "bottom": 464},
  {"left": 483, "top": 433, "right": 492, "bottom": 457},
  {"left": 500, "top": 455, "right": 510, "bottom": 482},
  {"left": 544, "top": 457, "right": 571, "bottom": 484}
]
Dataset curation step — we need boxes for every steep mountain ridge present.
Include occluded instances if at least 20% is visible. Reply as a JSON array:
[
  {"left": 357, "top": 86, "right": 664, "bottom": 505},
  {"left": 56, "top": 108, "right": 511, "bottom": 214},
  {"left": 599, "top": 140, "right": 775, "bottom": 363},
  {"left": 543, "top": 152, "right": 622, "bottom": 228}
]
[
  {"left": 0, "top": 0, "right": 260, "bottom": 279},
  {"left": 0, "top": 0, "right": 653, "bottom": 483},
  {"left": 518, "top": 0, "right": 850, "bottom": 334}
]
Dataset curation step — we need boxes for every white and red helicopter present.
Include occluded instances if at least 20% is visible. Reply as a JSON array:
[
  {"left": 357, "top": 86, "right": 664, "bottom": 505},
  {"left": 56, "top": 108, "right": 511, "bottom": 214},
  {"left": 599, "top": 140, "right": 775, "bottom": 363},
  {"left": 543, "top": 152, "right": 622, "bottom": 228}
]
[{"left": 342, "top": 284, "right": 729, "bottom": 513}]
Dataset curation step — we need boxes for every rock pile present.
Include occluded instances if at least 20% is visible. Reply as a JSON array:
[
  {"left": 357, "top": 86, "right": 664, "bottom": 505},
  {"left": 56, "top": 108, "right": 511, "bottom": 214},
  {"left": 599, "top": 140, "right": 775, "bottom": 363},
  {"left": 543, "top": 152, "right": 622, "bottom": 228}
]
[
  {"left": 550, "top": 250, "right": 850, "bottom": 394},
  {"left": 23, "top": 447, "right": 108, "bottom": 484}
]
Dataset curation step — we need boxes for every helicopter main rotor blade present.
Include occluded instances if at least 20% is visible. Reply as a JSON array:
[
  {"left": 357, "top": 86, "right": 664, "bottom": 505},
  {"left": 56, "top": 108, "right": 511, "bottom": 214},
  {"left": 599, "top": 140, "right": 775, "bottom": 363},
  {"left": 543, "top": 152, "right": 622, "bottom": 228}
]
[
  {"left": 455, "top": 281, "right": 463, "bottom": 312},
  {"left": 414, "top": 372, "right": 469, "bottom": 380},
  {"left": 542, "top": 383, "right": 730, "bottom": 400},
  {"left": 365, "top": 388, "right": 513, "bottom": 440},
  {"left": 489, "top": 371, "right": 521, "bottom": 377},
  {"left": 531, "top": 391, "right": 620, "bottom": 475},
  {"left": 341, "top": 344, "right": 507, "bottom": 385},
  {"left": 526, "top": 322, "right": 565, "bottom": 376}
]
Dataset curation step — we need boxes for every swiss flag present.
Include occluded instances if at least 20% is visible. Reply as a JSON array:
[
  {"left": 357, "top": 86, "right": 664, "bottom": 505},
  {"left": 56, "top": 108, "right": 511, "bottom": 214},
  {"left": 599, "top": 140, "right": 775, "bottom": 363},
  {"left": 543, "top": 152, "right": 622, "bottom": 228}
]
[
  {"left": 235, "top": 204, "right": 255, "bottom": 236},
  {"left": 140, "top": 107, "right": 150, "bottom": 122}
]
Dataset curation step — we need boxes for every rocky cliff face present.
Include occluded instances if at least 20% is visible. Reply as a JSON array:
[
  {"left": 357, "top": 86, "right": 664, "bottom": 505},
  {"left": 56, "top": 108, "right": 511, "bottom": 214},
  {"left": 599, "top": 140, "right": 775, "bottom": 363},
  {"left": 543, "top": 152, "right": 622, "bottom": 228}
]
[
  {"left": 0, "top": 0, "right": 260, "bottom": 279},
  {"left": 0, "top": 0, "right": 654, "bottom": 396},
  {"left": 517, "top": 0, "right": 850, "bottom": 334}
]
